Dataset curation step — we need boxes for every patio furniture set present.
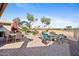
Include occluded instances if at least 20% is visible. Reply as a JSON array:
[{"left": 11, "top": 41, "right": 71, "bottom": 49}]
[
  {"left": 7, "top": 31, "right": 23, "bottom": 43},
  {"left": 0, "top": 30, "right": 23, "bottom": 43},
  {"left": 40, "top": 31, "right": 67, "bottom": 44}
]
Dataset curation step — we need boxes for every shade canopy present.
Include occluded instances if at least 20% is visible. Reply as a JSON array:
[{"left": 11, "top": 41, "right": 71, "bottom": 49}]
[{"left": 0, "top": 3, "right": 8, "bottom": 17}]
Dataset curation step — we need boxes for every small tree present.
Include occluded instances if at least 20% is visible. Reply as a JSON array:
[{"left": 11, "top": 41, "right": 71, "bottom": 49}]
[
  {"left": 21, "top": 21, "right": 30, "bottom": 32},
  {"left": 65, "top": 26, "right": 72, "bottom": 31},
  {"left": 41, "top": 16, "right": 51, "bottom": 28},
  {"left": 26, "top": 13, "right": 37, "bottom": 30}
]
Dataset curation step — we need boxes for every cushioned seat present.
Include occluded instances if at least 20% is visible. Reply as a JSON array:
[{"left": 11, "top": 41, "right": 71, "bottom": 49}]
[{"left": 41, "top": 32, "right": 49, "bottom": 41}]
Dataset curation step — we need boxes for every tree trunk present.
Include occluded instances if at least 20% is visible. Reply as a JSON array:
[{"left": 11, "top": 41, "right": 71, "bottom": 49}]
[{"left": 29, "top": 21, "right": 32, "bottom": 32}]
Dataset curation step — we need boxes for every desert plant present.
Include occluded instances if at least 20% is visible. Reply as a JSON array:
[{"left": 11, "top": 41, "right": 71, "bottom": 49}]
[
  {"left": 65, "top": 26, "right": 72, "bottom": 31},
  {"left": 41, "top": 16, "right": 50, "bottom": 27},
  {"left": 32, "top": 31, "right": 39, "bottom": 35},
  {"left": 26, "top": 13, "right": 37, "bottom": 30},
  {"left": 50, "top": 32, "right": 57, "bottom": 35}
]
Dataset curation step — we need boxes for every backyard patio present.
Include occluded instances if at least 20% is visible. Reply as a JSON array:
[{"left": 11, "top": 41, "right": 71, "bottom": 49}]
[{"left": 0, "top": 3, "right": 79, "bottom": 56}]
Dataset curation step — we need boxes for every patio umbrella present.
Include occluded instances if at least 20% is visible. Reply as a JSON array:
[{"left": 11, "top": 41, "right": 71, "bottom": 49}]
[{"left": 11, "top": 19, "right": 18, "bottom": 32}]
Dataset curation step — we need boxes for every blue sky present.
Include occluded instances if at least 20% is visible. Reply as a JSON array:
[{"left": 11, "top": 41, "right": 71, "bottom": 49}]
[{"left": 1, "top": 3, "right": 79, "bottom": 28}]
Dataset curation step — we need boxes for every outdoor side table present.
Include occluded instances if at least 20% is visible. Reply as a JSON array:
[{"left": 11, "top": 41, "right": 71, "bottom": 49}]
[
  {"left": 9, "top": 33, "right": 16, "bottom": 42},
  {"left": 49, "top": 35, "right": 57, "bottom": 41}
]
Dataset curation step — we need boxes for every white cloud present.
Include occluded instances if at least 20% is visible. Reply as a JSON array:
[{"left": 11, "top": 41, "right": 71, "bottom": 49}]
[
  {"left": 15, "top": 3, "right": 23, "bottom": 7},
  {"left": 15, "top": 3, "right": 29, "bottom": 8},
  {"left": 50, "top": 17, "right": 78, "bottom": 28},
  {"left": 15, "top": 3, "right": 36, "bottom": 11},
  {"left": 54, "top": 18, "right": 74, "bottom": 25}
]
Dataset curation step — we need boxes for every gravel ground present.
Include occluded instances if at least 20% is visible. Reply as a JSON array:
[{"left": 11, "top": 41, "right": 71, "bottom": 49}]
[
  {"left": 67, "top": 39, "right": 79, "bottom": 56},
  {"left": 0, "top": 35, "right": 70, "bottom": 56}
]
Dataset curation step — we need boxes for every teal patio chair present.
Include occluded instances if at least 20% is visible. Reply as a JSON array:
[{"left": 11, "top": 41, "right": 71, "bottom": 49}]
[
  {"left": 56, "top": 34, "right": 67, "bottom": 44},
  {"left": 41, "top": 32, "right": 49, "bottom": 41}
]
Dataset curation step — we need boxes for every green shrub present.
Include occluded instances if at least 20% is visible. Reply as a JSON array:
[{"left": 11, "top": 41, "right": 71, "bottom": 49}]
[
  {"left": 32, "top": 31, "right": 39, "bottom": 35},
  {"left": 50, "top": 32, "right": 57, "bottom": 35}
]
